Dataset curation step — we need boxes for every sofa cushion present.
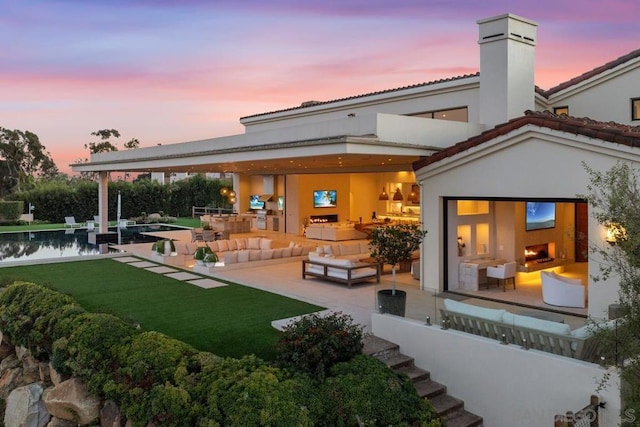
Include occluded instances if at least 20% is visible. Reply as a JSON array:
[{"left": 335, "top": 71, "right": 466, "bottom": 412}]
[
  {"left": 207, "top": 241, "right": 219, "bottom": 252},
  {"left": 301, "top": 246, "right": 311, "bottom": 255},
  {"left": 237, "top": 250, "right": 250, "bottom": 263},
  {"left": 223, "top": 251, "right": 237, "bottom": 265},
  {"left": 315, "top": 246, "right": 324, "bottom": 255},
  {"left": 261, "top": 249, "right": 274, "bottom": 260},
  {"left": 443, "top": 299, "right": 506, "bottom": 323},
  {"left": 248, "top": 237, "right": 262, "bottom": 250},
  {"left": 227, "top": 239, "right": 238, "bottom": 251},
  {"left": 272, "top": 248, "right": 283, "bottom": 258},
  {"left": 292, "top": 246, "right": 303, "bottom": 256},
  {"left": 260, "top": 238, "right": 273, "bottom": 250},
  {"left": 322, "top": 245, "right": 334, "bottom": 255},
  {"left": 282, "top": 247, "right": 293, "bottom": 257},
  {"left": 327, "top": 267, "right": 376, "bottom": 279},
  {"left": 502, "top": 312, "right": 572, "bottom": 336},
  {"left": 235, "top": 238, "right": 247, "bottom": 250},
  {"left": 360, "top": 242, "right": 371, "bottom": 254},
  {"left": 248, "top": 250, "right": 262, "bottom": 261},
  {"left": 216, "top": 240, "right": 229, "bottom": 252},
  {"left": 339, "top": 243, "right": 361, "bottom": 256}
]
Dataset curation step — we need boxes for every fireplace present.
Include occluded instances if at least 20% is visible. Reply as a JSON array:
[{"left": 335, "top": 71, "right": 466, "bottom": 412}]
[
  {"left": 310, "top": 214, "right": 338, "bottom": 223},
  {"left": 524, "top": 243, "right": 550, "bottom": 262}
]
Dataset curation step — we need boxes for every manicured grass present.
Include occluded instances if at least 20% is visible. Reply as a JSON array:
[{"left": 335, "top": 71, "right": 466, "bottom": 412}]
[{"left": 0, "top": 259, "right": 323, "bottom": 360}]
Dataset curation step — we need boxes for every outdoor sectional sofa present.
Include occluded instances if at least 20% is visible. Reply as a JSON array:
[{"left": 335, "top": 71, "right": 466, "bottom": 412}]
[
  {"left": 303, "top": 252, "right": 380, "bottom": 287},
  {"left": 541, "top": 270, "right": 586, "bottom": 308},
  {"left": 439, "top": 299, "right": 606, "bottom": 362},
  {"left": 162, "top": 238, "right": 315, "bottom": 269}
]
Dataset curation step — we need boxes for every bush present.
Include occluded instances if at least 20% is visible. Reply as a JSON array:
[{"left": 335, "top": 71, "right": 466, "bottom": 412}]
[
  {"left": 0, "top": 281, "right": 83, "bottom": 359},
  {"left": 317, "top": 355, "right": 441, "bottom": 427},
  {"left": 275, "top": 311, "right": 364, "bottom": 379}
]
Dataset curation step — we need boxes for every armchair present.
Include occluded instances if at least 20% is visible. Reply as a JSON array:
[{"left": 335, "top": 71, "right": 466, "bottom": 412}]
[{"left": 486, "top": 261, "right": 517, "bottom": 292}]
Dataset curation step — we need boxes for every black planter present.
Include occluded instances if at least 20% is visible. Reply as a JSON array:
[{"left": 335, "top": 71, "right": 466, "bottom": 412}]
[{"left": 377, "top": 289, "right": 407, "bottom": 317}]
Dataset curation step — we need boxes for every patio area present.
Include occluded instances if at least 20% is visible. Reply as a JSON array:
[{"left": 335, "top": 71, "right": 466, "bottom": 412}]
[{"left": 114, "top": 228, "right": 589, "bottom": 331}]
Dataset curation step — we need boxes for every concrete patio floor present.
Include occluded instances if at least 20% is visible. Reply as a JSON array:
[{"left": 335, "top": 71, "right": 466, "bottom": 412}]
[{"left": 114, "top": 228, "right": 588, "bottom": 332}]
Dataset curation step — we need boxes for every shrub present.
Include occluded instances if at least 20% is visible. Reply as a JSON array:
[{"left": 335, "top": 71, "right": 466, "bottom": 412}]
[
  {"left": 52, "top": 312, "right": 136, "bottom": 393},
  {"left": 275, "top": 311, "right": 364, "bottom": 379},
  {"left": 317, "top": 354, "right": 441, "bottom": 427},
  {"left": 0, "top": 281, "right": 83, "bottom": 359}
]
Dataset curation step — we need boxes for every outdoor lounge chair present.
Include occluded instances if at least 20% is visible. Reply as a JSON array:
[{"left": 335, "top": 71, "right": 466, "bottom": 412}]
[{"left": 64, "top": 216, "right": 82, "bottom": 228}]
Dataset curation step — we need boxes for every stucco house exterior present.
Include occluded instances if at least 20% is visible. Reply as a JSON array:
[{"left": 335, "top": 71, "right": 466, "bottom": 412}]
[{"left": 72, "top": 13, "right": 640, "bottom": 426}]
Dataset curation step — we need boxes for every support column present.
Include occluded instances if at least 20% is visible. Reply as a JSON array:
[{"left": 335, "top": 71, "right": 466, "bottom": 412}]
[{"left": 98, "top": 172, "right": 109, "bottom": 232}]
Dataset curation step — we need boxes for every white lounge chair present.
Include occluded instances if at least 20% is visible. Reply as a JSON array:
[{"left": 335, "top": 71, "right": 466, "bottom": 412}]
[{"left": 64, "top": 216, "right": 82, "bottom": 228}]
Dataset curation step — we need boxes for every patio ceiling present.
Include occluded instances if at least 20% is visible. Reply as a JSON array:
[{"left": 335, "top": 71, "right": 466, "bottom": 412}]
[{"left": 71, "top": 136, "right": 434, "bottom": 175}]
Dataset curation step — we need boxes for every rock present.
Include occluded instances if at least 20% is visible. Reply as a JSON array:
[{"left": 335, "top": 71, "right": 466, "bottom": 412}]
[
  {"left": 4, "top": 383, "right": 51, "bottom": 427},
  {"left": 1, "top": 354, "right": 21, "bottom": 374},
  {"left": 101, "top": 400, "right": 125, "bottom": 427},
  {"left": 45, "top": 417, "right": 76, "bottom": 427},
  {"left": 48, "top": 363, "right": 68, "bottom": 387},
  {"left": 39, "top": 363, "right": 51, "bottom": 387},
  {"left": 43, "top": 378, "right": 100, "bottom": 425},
  {"left": 0, "top": 334, "right": 16, "bottom": 360},
  {"left": 0, "top": 368, "right": 24, "bottom": 399},
  {"left": 22, "top": 353, "right": 40, "bottom": 384},
  {"left": 15, "top": 346, "right": 31, "bottom": 361}
]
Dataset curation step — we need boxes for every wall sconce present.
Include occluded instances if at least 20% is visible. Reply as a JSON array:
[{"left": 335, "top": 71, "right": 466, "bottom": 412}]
[
  {"left": 378, "top": 187, "right": 389, "bottom": 200},
  {"left": 606, "top": 223, "right": 627, "bottom": 245},
  {"left": 392, "top": 188, "right": 403, "bottom": 201}
]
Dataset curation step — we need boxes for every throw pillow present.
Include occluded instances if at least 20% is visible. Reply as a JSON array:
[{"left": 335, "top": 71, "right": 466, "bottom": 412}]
[
  {"left": 237, "top": 250, "right": 250, "bottom": 263},
  {"left": 248, "top": 237, "right": 261, "bottom": 250},
  {"left": 216, "top": 240, "right": 229, "bottom": 252}
]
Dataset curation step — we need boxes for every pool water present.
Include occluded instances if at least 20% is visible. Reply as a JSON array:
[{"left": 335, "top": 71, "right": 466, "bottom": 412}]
[{"left": 0, "top": 224, "right": 182, "bottom": 264}]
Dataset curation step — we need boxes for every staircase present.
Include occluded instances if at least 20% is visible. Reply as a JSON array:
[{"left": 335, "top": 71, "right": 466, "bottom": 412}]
[{"left": 363, "top": 335, "right": 483, "bottom": 427}]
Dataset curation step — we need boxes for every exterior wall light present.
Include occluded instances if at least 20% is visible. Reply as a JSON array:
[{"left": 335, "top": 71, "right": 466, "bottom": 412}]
[{"left": 606, "top": 223, "right": 627, "bottom": 245}]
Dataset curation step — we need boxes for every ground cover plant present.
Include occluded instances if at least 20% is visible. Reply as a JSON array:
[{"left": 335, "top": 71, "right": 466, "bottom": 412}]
[{"left": 0, "top": 258, "right": 323, "bottom": 359}]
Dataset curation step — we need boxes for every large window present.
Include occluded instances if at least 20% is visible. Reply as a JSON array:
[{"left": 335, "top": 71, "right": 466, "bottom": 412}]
[
  {"left": 411, "top": 107, "right": 468, "bottom": 122},
  {"left": 633, "top": 98, "right": 640, "bottom": 121},
  {"left": 554, "top": 106, "right": 569, "bottom": 116}
]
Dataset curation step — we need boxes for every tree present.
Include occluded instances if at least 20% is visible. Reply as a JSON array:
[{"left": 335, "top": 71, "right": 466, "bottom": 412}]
[
  {"left": 582, "top": 161, "right": 640, "bottom": 422},
  {"left": 84, "top": 129, "right": 120, "bottom": 154},
  {"left": 0, "top": 127, "right": 59, "bottom": 195}
]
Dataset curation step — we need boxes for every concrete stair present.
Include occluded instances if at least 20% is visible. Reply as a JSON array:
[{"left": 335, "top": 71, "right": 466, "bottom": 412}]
[{"left": 363, "top": 335, "right": 483, "bottom": 427}]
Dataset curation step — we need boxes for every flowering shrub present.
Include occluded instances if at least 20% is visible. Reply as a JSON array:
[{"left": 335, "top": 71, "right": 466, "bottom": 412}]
[{"left": 275, "top": 311, "right": 364, "bottom": 379}]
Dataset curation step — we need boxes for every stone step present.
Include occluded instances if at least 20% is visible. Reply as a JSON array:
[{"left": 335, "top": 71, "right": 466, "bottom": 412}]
[
  {"left": 446, "top": 410, "right": 484, "bottom": 427},
  {"left": 430, "top": 393, "right": 465, "bottom": 418},
  {"left": 395, "top": 364, "right": 430, "bottom": 383},
  {"left": 382, "top": 352, "right": 415, "bottom": 370},
  {"left": 362, "top": 334, "right": 398, "bottom": 358},
  {"left": 414, "top": 378, "right": 447, "bottom": 399}
]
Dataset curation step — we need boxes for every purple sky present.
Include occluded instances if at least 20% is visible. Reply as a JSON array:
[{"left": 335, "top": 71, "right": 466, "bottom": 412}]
[{"left": 1, "top": 0, "right": 638, "bottom": 173}]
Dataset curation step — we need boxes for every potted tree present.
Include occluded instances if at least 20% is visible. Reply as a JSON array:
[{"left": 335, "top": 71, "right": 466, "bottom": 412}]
[{"left": 369, "top": 223, "right": 428, "bottom": 316}]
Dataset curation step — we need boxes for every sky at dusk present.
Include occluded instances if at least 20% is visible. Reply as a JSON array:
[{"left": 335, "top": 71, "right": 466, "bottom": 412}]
[{"left": 2, "top": 0, "right": 638, "bottom": 174}]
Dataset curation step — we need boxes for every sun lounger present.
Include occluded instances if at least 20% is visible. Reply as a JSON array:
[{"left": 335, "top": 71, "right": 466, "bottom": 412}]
[{"left": 64, "top": 216, "right": 82, "bottom": 228}]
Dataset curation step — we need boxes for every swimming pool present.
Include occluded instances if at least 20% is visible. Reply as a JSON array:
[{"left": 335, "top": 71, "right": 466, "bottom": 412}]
[{"left": 0, "top": 224, "right": 183, "bottom": 264}]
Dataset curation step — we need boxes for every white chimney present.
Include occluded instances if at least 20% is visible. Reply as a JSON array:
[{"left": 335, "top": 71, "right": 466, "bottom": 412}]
[{"left": 478, "top": 13, "right": 538, "bottom": 128}]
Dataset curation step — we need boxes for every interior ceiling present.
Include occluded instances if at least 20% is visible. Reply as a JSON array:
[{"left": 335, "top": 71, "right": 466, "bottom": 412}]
[{"left": 131, "top": 153, "right": 425, "bottom": 175}]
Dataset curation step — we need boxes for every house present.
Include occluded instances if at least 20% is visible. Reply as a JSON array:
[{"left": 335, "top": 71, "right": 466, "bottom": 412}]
[{"left": 72, "top": 13, "right": 640, "bottom": 426}]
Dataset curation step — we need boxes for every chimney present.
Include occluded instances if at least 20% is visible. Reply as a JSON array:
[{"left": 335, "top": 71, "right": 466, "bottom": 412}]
[{"left": 478, "top": 14, "right": 538, "bottom": 128}]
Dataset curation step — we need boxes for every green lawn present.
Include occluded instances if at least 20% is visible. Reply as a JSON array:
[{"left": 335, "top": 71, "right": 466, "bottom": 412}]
[{"left": 0, "top": 259, "right": 323, "bottom": 360}]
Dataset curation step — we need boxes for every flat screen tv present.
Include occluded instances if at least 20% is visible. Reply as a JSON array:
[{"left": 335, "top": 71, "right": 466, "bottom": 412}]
[
  {"left": 526, "top": 202, "right": 556, "bottom": 231},
  {"left": 313, "top": 190, "right": 337, "bottom": 208},
  {"left": 249, "top": 195, "right": 265, "bottom": 210}
]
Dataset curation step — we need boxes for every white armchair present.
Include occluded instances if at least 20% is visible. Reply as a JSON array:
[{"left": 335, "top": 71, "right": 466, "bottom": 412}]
[
  {"left": 541, "top": 271, "right": 585, "bottom": 308},
  {"left": 486, "top": 261, "right": 517, "bottom": 292}
]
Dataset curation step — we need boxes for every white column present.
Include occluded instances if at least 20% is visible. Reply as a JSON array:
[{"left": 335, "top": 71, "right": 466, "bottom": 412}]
[{"left": 98, "top": 172, "right": 109, "bottom": 232}]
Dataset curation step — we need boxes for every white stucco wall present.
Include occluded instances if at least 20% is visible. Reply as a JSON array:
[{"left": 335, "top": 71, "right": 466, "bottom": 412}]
[
  {"left": 415, "top": 125, "right": 640, "bottom": 318},
  {"left": 372, "top": 313, "right": 621, "bottom": 427}
]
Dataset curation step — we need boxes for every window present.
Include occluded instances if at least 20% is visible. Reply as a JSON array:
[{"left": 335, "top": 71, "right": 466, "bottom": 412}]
[
  {"left": 411, "top": 107, "right": 468, "bottom": 122},
  {"left": 554, "top": 106, "right": 569, "bottom": 116},
  {"left": 633, "top": 98, "right": 640, "bottom": 121}
]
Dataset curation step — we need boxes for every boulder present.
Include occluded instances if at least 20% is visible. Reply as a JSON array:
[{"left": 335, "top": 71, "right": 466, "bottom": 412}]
[
  {"left": 43, "top": 378, "right": 100, "bottom": 425},
  {"left": 4, "top": 383, "right": 50, "bottom": 427},
  {"left": 0, "top": 368, "right": 24, "bottom": 399},
  {"left": 1, "top": 354, "right": 21, "bottom": 374},
  {"left": 15, "top": 346, "right": 30, "bottom": 361},
  {"left": 48, "top": 363, "right": 67, "bottom": 387},
  {"left": 22, "top": 353, "right": 40, "bottom": 384},
  {"left": 100, "top": 400, "right": 125, "bottom": 427},
  {"left": 45, "top": 417, "right": 76, "bottom": 427},
  {"left": 0, "top": 332, "right": 15, "bottom": 360}
]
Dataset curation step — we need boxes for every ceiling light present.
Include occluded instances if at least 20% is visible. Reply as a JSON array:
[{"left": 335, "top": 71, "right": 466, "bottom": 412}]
[
  {"left": 407, "top": 188, "right": 419, "bottom": 202},
  {"left": 393, "top": 188, "right": 403, "bottom": 201},
  {"left": 378, "top": 187, "right": 389, "bottom": 200}
]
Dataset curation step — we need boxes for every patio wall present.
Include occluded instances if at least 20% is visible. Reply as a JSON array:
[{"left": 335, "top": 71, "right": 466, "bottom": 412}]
[{"left": 372, "top": 313, "right": 622, "bottom": 427}]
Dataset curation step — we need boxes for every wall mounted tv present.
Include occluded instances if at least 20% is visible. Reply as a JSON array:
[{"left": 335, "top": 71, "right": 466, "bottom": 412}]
[
  {"left": 313, "top": 190, "right": 337, "bottom": 208},
  {"left": 249, "top": 195, "right": 265, "bottom": 210},
  {"left": 525, "top": 202, "right": 556, "bottom": 231}
]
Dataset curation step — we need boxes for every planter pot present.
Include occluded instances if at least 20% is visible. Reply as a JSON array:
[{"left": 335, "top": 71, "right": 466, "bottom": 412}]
[
  {"left": 398, "top": 260, "right": 412, "bottom": 273},
  {"left": 377, "top": 289, "right": 407, "bottom": 317}
]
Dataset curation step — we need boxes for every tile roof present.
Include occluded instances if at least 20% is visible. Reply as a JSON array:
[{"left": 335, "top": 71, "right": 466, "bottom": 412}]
[
  {"left": 540, "top": 48, "right": 640, "bottom": 97},
  {"left": 412, "top": 110, "right": 640, "bottom": 171},
  {"left": 240, "top": 73, "right": 480, "bottom": 120}
]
